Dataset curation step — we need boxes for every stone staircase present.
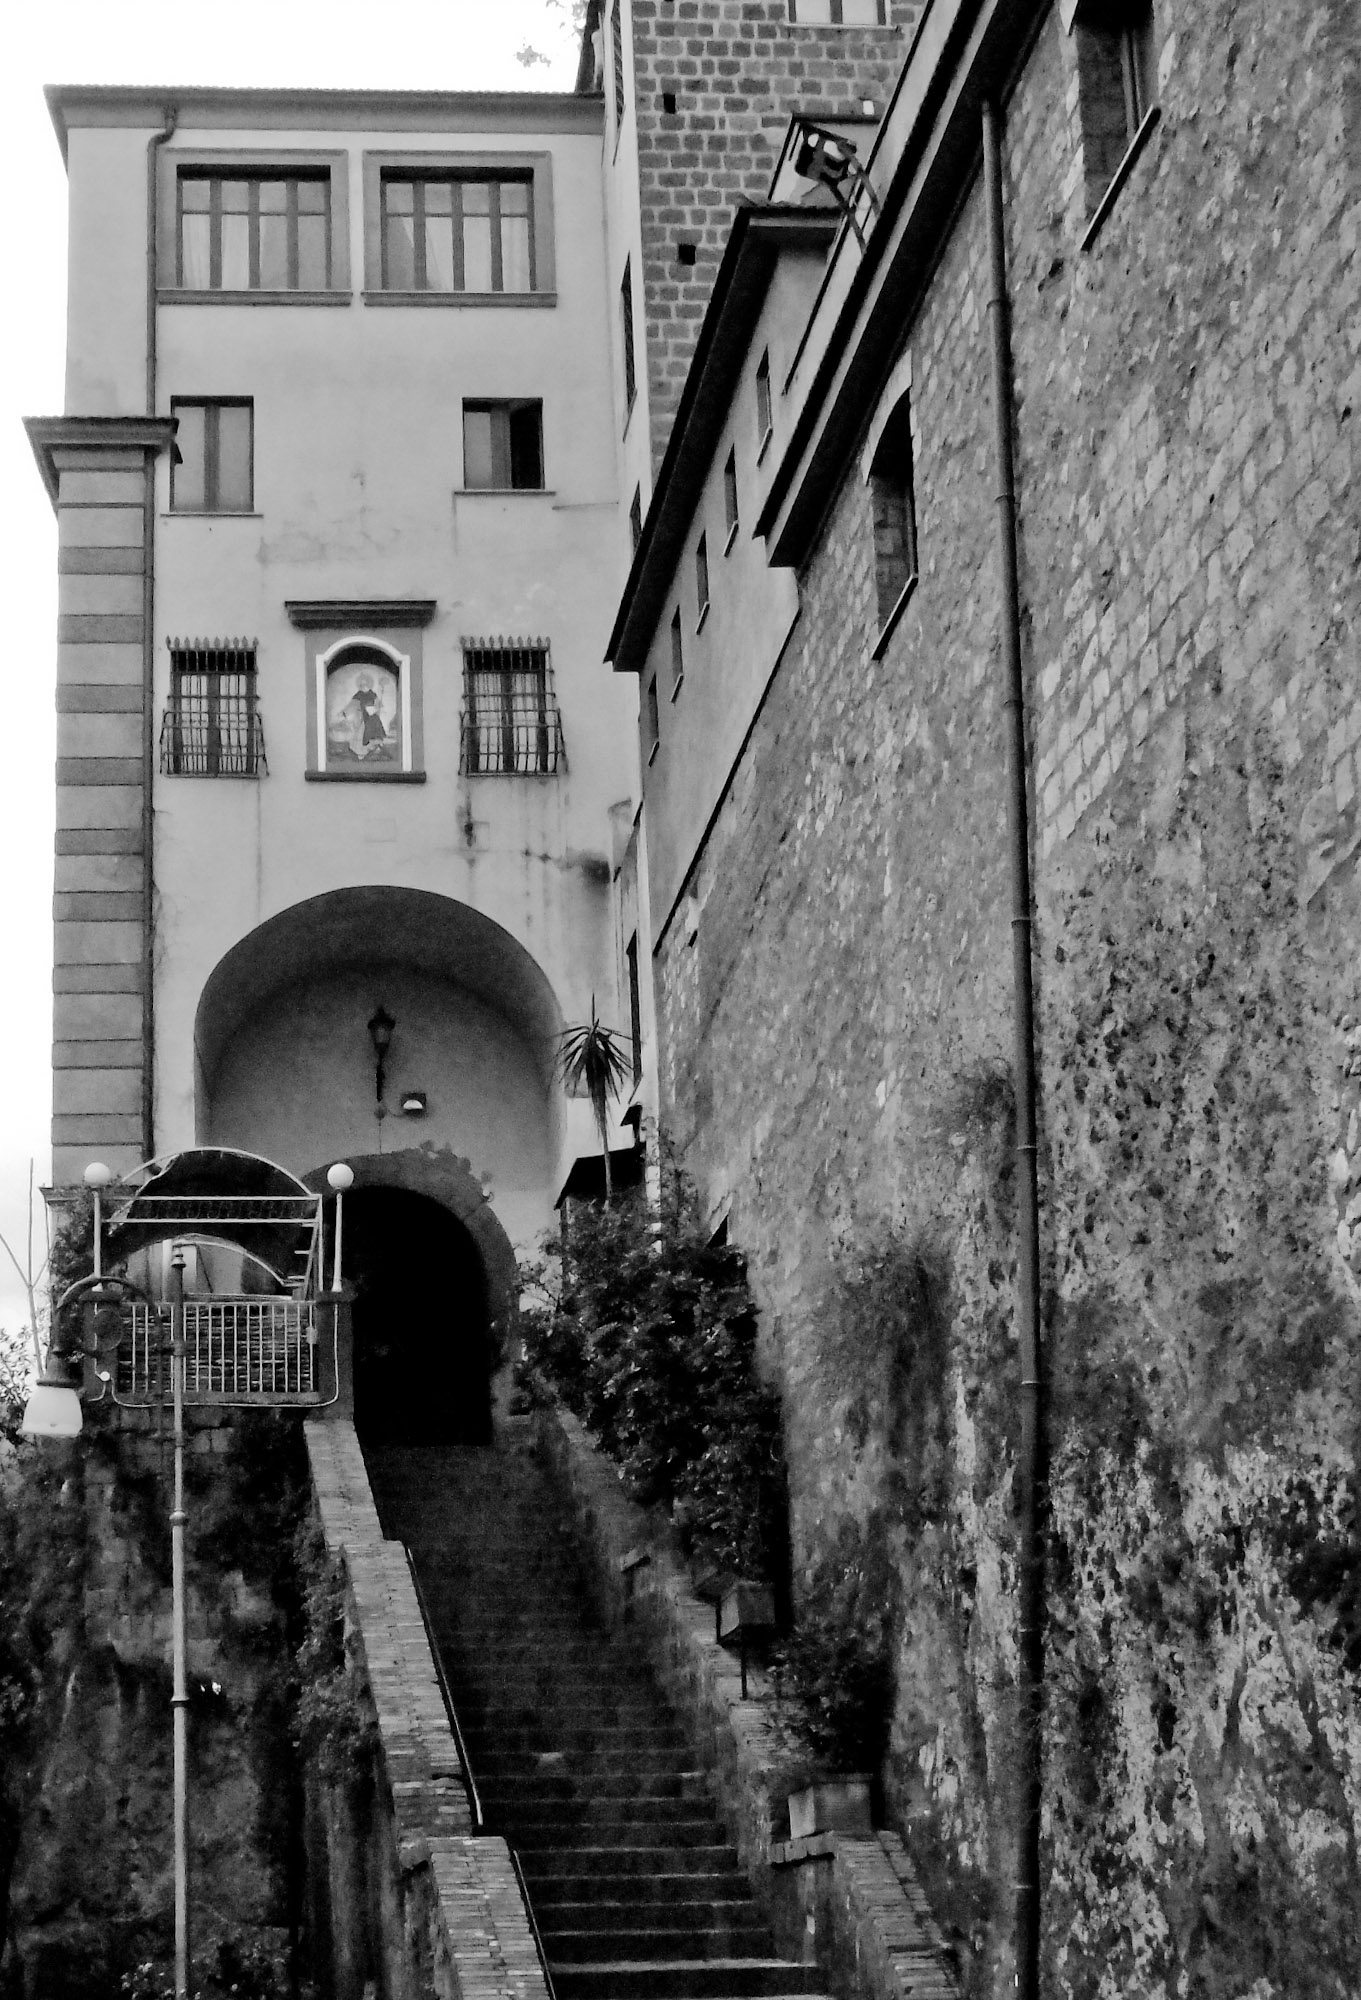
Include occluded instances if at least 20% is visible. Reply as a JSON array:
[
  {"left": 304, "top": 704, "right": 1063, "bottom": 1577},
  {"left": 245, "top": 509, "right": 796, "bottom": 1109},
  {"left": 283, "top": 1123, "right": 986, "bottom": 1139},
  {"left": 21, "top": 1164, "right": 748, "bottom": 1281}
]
[{"left": 365, "top": 1427, "right": 828, "bottom": 2000}]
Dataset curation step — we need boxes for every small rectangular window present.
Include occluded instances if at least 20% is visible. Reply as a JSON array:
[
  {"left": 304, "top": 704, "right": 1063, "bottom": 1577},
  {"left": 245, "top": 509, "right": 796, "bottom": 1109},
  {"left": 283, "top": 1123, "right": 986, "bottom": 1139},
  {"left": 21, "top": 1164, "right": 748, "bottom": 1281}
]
[
  {"left": 695, "top": 535, "right": 710, "bottom": 629},
  {"left": 629, "top": 486, "right": 643, "bottom": 554},
  {"left": 463, "top": 400, "right": 544, "bottom": 489},
  {"left": 723, "top": 449, "right": 739, "bottom": 549},
  {"left": 462, "top": 640, "right": 563, "bottom": 774},
  {"left": 868, "top": 395, "right": 918, "bottom": 657},
  {"left": 161, "top": 642, "right": 265, "bottom": 776},
  {"left": 381, "top": 172, "right": 535, "bottom": 293},
  {"left": 171, "top": 399, "right": 253, "bottom": 513},
  {"left": 755, "top": 350, "right": 772, "bottom": 456},
  {"left": 626, "top": 931, "right": 643, "bottom": 1085},
  {"left": 177, "top": 170, "right": 331, "bottom": 291},
  {"left": 621, "top": 259, "right": 637, "bottom": 416},
  {"left": 670, "top": 609, "right": 684, "bottom": 696},
  {"left": 1075, "top": 2, "right": 1156, "bottom": 218},
  {"left": 645, "top": 674, "right": 660, "bottom": 762},
  {"left": 788, "top": 0, "right": 887, "bottom": 21}
]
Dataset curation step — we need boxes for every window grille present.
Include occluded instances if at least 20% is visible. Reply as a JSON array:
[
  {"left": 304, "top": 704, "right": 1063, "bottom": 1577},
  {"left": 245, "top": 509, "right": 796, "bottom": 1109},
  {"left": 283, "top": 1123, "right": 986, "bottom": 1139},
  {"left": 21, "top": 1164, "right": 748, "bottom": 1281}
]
[
  {"left": 161, "top": 640, "right": 266, "bottom": 776},
  {"left": 461, "top": 639, "right": 564, "bottom": 775}
]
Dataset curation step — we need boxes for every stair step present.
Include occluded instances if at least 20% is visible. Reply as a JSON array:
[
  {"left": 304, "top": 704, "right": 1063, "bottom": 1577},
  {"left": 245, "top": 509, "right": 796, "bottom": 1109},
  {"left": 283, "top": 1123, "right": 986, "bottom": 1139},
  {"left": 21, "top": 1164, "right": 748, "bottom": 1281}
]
[
  {"left": 515, "top": 1847, "right": 741, "bottom": 1878},
  {"left": 551, "top": 1961, "right": 826, "bottom": 2000},
  {"left": 505, "top": 1813, "right": 730, "bottom": 1844},
  {"left": 546, "top": 1927, "right": 773, "bottom": 1963},
  {"left": 539, "top": 1902, "right": 767, "bottom": 1936}
]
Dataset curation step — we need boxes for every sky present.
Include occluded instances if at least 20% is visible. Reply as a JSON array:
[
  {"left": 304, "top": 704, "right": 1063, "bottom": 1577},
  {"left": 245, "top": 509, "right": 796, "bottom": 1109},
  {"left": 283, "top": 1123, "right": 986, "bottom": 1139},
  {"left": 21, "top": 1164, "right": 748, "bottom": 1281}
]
[{"left": 0, "top": 0, "right": 582, "bottom": 1342}]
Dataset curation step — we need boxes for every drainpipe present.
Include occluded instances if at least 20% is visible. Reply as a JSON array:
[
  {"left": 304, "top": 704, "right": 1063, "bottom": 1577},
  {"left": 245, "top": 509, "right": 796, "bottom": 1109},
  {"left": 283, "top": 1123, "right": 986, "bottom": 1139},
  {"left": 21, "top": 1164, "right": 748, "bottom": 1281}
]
[
  {"left": 982, "top": 99, "right": 1044, "bottom": 2000},
  {"left": 142, "top": 108, "right": 177, "bottom": 1161}
]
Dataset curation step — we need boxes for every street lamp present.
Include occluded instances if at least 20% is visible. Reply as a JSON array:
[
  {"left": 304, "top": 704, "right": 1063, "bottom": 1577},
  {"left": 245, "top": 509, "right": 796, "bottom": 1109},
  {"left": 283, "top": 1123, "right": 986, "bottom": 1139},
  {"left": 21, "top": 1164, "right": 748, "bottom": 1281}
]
[
  {"left": 367, "top": 1005, "right": 395, "bottom": 1105},
  {"left": 327, "top": 1162, "right": 354, "bottom": 1292}
]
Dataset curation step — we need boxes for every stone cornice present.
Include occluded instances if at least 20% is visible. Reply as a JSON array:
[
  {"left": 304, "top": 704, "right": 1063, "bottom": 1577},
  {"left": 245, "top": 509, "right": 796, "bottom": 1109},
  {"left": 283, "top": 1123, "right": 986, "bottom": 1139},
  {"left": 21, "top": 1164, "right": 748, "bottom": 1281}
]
[
  {"left": 25, "top": 415, "right": 177, "bottom": 509},
  {"left": 285, "top": 599, "right": 437, "bottom": 630}
]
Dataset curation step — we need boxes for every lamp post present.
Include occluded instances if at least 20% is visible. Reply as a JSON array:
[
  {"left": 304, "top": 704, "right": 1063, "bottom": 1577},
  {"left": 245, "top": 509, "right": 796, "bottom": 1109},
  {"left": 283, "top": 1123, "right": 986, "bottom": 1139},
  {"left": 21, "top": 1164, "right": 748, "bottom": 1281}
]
[
  {"left": 168, "top": 1243, "right": 191, "bottom": 2000},
  {"left": 327, "top": 1162, "right": 354, "bottom": 1291}
]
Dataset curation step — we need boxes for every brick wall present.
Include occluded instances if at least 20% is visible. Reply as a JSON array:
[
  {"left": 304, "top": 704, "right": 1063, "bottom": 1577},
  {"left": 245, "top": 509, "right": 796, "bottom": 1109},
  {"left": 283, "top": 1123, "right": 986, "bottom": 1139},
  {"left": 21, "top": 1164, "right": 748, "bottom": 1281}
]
[
  {"left": 626, "top": 0, "right": 913, "bottom": 468},
  {"left": 647, "top": 2, "right": 1361, "bottom": 1992}
]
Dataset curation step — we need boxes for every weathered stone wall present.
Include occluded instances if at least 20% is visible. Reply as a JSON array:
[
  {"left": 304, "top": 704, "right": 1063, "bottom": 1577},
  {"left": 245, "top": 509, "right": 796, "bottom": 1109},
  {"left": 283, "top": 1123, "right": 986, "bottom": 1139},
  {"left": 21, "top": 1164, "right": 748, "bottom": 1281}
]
[
  {"left": 0, "top": 1412, "right": 308, "bottom": 1997},
  {"left": 627, "top": 0, "right": 913, "bottom": 468},
  {"left": 650, "top": 3, "right": 1361, "bottom": 1995}
]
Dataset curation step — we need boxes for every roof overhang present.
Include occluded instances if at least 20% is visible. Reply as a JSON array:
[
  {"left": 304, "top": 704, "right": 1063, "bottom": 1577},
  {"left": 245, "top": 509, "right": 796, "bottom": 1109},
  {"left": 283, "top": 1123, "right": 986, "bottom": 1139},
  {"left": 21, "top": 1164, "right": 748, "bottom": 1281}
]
[
  {"left": 755, "top": 0, "right": 1050, "bottom": 566},
  {"left": 606, "top": 205, "right": 838, "bottom": 675},
  {"left": 45, "top": 84, "right": 602, "bottom": 162}
]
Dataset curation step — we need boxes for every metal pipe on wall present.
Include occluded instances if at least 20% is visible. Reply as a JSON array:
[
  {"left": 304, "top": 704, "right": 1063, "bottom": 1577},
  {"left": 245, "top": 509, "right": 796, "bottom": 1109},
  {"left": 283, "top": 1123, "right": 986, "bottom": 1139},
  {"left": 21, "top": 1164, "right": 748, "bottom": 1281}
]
[
  {"left": 167, "top": 1244, "right": 191, "bottom": 1999},
  {"left": 982, "top": 97, "right": 1045, "bottom": 2000},
  {"left": 142, "top": 109, "right": 177, "bottom": 1161}
]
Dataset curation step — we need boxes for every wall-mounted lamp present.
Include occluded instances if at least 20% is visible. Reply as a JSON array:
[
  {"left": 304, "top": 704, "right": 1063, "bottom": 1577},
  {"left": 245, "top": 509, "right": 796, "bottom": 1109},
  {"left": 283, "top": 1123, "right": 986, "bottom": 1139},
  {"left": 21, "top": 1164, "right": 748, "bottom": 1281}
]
[
  {"left": 400, "top": 1091, "right": 427, "bottom": 1117},
  {"left": 791, "top": 122, "right": 881, "bottom": 249},
  {"left": 367, "top": 1006, "right": 395, "bottom": 1105}
]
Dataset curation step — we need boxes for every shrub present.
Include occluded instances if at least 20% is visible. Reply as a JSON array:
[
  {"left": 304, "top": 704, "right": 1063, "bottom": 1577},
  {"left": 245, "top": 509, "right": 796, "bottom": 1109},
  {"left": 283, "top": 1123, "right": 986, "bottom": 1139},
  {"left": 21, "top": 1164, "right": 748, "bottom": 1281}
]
[{"left": 519, "top": 1170, "right": 786, "bottom": 1582}]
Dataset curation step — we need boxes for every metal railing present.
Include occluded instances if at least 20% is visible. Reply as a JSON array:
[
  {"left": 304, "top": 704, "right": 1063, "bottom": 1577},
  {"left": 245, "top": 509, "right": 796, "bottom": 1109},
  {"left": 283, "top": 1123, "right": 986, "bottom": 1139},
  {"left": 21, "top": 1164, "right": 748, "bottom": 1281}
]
[{"left": 117, "top": 1300, "right": 322, "bottom": 1405}]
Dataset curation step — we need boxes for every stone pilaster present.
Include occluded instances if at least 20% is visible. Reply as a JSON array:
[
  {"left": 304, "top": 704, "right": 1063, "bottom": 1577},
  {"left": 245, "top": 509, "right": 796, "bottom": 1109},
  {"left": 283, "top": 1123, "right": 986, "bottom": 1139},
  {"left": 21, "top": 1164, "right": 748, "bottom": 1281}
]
[{"left": 28, "top": 416, "right": 175, "bottom": 1184}]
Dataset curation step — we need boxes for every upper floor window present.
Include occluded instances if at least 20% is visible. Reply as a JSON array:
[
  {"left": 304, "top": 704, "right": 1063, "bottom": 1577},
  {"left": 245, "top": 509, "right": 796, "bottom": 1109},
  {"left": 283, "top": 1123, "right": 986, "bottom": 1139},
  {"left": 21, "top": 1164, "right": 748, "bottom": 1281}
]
[
  {"left": 161, "top": 641, "right": 265, "bottom": 777},
  {"left": 611, "top": 1, "right": 628, "bottom": 130},
  {"left": 381, "top": 172, "right": 534, "bottom": 293},
  {"left": 461, "top": 640, "right": 563, "bottom": 774},
  {"left": 171, "top": 398, "right": 253, "bottom": 513},
  {"left": 755, "top": 350, "right": 772, "bottom": 457},
  {"left": 1074, "top": 1, "right": 1158, "bottom": 229},
  {"left": 695, "top": 535, "right": 710, "bottom": 630},
  {"left": 670, "top": 608, "right": 684, "bottom": 697},
  {"left": 177, "top": 170, "right": 332, "bottom": 291},
  {"left": 788, "top": 0, "right": 887, "bottom": 21},
  {"left": 723, "top": 449, "right": 739, "bottom": 550},
  {"left": 463, "top": 400, "right": 544, "bottom": 489},
  {"left": 629, "top": 486, "right": 643, "bottom": 555},
  {"left": 621, "top": 259, "right": 637, "bottom": 416}
]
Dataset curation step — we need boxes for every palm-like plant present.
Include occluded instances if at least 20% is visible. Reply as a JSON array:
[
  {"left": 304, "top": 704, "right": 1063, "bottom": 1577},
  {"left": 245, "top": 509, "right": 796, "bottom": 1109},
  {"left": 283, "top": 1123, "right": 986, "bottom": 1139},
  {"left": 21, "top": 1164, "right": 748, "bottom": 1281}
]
[{"left": 558, "top": 1001, "right": 633, "bottom": 1202}]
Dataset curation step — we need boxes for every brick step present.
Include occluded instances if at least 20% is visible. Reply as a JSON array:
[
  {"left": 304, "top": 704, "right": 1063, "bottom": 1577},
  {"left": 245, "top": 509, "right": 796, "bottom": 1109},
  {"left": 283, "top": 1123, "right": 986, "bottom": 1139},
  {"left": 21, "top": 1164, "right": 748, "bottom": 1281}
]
[
  {"left": 545, "top": 1925, "right": 773, "bottom": 1963},
  {"left": 450, "top": 1696, "right": 673, "bottom": 1728},
  {"left": 484, "top": 1797, "right": 723, "bottom": 1834},
  {"left": 513, "top": 1846, "right": 741, "bottom": 1879},
  {"left": 507, "top": 1820, "right": 733, "bottom": 1852},
  {"left": 537, "top": 1902, "right": 767, "bottom": 1937},
  {"left": 477, "top": 1769, "right": 709, "bottom": 1802},
  {"left": 439, "top": 1645, "right": 652, "bottom": 1675},
  {"left": 460, "top": 1725, "right": 691, "bottom": 1759},
  {"left": 468, "top": 1742, "right": 693, "bottom": 1776},
  {"left": 551, "top": 1960, "right": 827, "bottom": 2000}
]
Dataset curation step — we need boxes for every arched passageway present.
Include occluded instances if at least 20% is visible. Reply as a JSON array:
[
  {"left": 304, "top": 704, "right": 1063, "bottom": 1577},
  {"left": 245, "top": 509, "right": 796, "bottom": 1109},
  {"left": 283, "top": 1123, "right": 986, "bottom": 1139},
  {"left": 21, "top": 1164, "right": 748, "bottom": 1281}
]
[{"left": 346, "top": 1187, "right": 491, "bottom": 1445}]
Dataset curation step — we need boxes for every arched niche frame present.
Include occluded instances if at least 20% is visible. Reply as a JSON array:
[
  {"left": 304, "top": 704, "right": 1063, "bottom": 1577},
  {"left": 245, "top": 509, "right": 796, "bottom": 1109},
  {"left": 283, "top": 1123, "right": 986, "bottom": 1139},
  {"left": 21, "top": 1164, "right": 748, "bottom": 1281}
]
[{"left": 287, "top": 597, "right": 435, "bottom": 783}]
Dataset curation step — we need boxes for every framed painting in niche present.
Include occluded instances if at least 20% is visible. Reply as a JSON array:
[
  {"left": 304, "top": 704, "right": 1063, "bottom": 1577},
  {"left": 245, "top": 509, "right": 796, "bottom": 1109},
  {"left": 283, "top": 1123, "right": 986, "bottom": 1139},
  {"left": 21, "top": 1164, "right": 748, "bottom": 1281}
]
[{"left": 317, "top": 640, "right": 412, "bottom": 773}]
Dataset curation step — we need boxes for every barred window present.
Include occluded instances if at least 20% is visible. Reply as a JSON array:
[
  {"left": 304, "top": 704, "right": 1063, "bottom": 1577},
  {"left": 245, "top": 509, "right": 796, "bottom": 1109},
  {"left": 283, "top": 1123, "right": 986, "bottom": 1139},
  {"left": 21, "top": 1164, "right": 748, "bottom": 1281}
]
[
  {"left": 461, "top": 640, "right": 563, "bottom": 775},
  {"left": 161, "top": 640, "right": 266, "bottom": 776}
]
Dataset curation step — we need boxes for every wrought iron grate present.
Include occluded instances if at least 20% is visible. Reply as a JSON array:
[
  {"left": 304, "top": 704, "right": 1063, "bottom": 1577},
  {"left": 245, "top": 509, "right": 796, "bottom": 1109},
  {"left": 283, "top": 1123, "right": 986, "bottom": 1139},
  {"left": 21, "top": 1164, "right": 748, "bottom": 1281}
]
[
  {"left": 161, "top": 639, "right": 266, "bottom": 776},
  {"left": 461, "top": 639, "right": 564, "bottom": 774}
]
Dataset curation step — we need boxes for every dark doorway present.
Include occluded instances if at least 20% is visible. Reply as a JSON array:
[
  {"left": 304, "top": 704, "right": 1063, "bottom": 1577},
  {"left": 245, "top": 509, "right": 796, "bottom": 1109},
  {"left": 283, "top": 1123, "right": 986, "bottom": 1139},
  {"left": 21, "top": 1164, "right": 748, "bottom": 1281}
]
[{"left": 344, "top": 1188, "right": 491, "bottom": 1444}]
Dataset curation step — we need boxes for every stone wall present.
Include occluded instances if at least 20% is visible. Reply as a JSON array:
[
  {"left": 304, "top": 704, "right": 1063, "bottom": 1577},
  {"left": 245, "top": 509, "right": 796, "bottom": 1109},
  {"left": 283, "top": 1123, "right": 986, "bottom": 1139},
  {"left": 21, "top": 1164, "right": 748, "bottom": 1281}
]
[
  {"left": 626, "top": 0, "right": 912, "bottom": 468},
  {"left": 649, "top": 3, "right": 1361, "bottom": 1994}
]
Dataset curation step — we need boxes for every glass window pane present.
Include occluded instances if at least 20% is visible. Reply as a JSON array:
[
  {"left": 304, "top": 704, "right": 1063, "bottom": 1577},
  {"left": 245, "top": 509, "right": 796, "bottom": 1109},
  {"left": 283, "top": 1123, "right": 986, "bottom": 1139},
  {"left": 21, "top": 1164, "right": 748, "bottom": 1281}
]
[
  {"left": 463, "top": 182, "right": 491, "bottom": 215},
  {"left": 180, "top": 177, "right": 211, "bottom": 212},
  {"left": 425, "top": 213, "right": 455, "bottom": 290},
  {"left": 298, "top": 178, "right": 328, "bottom": 215},
  {"left": 217, "top": 406, "right": 252, "bottom": 510},
  {"left": 791, "top": 0, "right": 834, "bottom": 18},
  {"left": 385, "top": 179, "right": 414, "bottom": 215},
  {"left": 180, "top": 213, "right": 211, "bottom": 288},
  {"left": 259, "top": 211, "right": 288, "bottom": 289},
  {"left": 840, "top": 0, "right": 883, "bottom": 18},
  {"left": 424, "top": 180, "right": 453, "bottom": 215},
  {"left": 172, "top": 404, "right": 206, "bottom": 511},
  {"left": 501, "top": 215, "right": 532, "bottom": 292},
  {"left": 258, "top": 179, "right": 287, "bottom": 213},
  {"left": 463, "top": 408, "right": 494, "bottom": 488},
  {"left": 298, "top": 213, "right": 328, "bottom": 289},
  {"left": 221, "top": 212, "right": 250, "bottom": 289},
  {"left": 221, "top": 179, "right": 251, "bottom": 212},
  {"left": 385, "top": 213, "right": 415, "bottom": 289},
  {"left": 500, "top": 180, "right": 530, "bottom": 217},
  {"left": 463, "top": 212, "right": 493, "bottom": 291}
]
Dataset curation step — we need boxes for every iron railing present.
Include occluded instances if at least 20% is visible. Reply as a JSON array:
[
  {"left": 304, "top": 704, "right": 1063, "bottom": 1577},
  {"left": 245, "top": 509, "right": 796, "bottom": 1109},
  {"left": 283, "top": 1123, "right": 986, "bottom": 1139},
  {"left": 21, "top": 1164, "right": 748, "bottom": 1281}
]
[
  {"left": 118, "top": 1300, "right": 322, "bottom": 1404},
  {"left": 460, "top": 641, "right": 564, "bottom": 774}
]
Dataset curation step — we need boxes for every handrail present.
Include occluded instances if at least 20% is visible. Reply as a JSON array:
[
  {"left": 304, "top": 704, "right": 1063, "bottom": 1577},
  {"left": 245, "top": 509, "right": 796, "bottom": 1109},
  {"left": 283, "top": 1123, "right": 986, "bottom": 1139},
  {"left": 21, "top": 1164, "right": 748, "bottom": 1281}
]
[
  {"left": 401, "top": 1545, "right": 483, "bottom": 1832},
  {"left": 509, "top": 1843, "right": 559, "bottom": 2000}
]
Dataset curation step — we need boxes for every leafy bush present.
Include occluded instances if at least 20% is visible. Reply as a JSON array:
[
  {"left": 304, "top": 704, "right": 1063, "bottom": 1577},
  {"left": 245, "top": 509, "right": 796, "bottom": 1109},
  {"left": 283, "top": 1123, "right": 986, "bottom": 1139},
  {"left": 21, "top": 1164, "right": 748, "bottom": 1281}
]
[
  {"left": 519, "top": 1171, "right": 786, "bottom": 1582},
  {"left": 771, "top": 1536, "right": 898, "bottom": 1773},
  {"left": 289, "top": 1519, "right": 377, "bottom": 1778}
]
